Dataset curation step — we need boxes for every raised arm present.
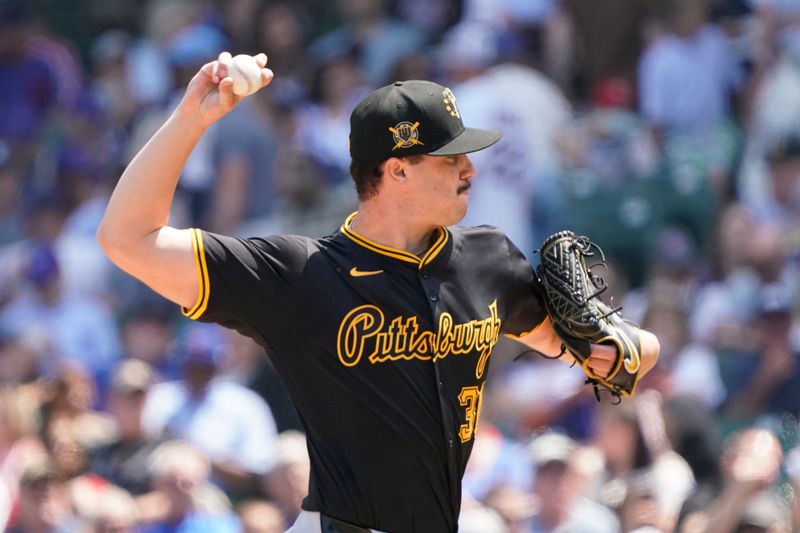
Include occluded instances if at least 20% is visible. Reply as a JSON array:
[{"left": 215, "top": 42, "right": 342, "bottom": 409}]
[{"left": 97, "top": 52, "right": 272, "bottom": 308}]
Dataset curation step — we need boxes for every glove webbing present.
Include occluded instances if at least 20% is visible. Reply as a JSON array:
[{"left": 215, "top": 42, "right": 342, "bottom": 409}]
[{"left": 535, "top": 234, "right": 627, "bottom": 403}]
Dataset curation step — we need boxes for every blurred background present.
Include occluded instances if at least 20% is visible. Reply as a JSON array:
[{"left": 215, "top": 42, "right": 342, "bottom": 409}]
[{"left": 0, "top": 0, "right": 799, "bottom": 531}]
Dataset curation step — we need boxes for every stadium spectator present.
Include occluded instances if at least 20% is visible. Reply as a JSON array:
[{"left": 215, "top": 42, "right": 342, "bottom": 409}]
[
  {"left": 638, "top": 0, "right": 738, "bottom": 138},
  {"left": 137, "top": 440, "right": 240, "bottom": 533},
  {"left": 6, "top": 459, "right": 83, "bottom": 533},
  {"left": 0, "top": 386, "right": 46, "bottom": 529},
  {"left": 662, "top": 394, "right": 725, "bottom": 522},
  {"left": 453, "top": 49, "right": 572, "bottom": 255},
  {"left": 226, "top": 329, "right": 302, "bottom": 433},
  {"left": 0, "top": 243, "right": 122, "bottom": 387},
  {"left": 0, "top": 326, "right": 50, "bottom": 384},
  {"left": 85, "top": 484, "right": 141, "bottom": 533},
  {"left": 558, "top": 0, "right": 661, "bottom": 100},
  {"left": 37, "top": 362, "right": 115, "bottom": 481},
  {"left": 677, "top": 428, "right": 787, "bottom": 533},
  {"left": 261, "top": 430, "right": 310, "bottom": 525},
  {"left": 482, "top": 482, "right": 536, "bottom": 533},
  {"left": 0, "top": 0, "right": 58, "bottom": 168},
  {"left": 142, "top": 324, "right": 277, "bottom": 497},
  {"left": 310, "top": 0, "right": 427, "bottom": 85},
  {"left": 462, "top": 421, "right": 533, "bottom": 502},
  {"left": 237, "top": 499, "right": 287, "bottom": 533},
  {"left": 119, "top": 303, "right": 180, "bottom": 381},
  {"left": 718, "top": 283, "right": 800, "bottom": 426},
  {"left": 746, "top": 135, "right": 800, "bottom": 227},
  {"left": 88, "top": 359, "right": 167, "bottom": 495},
  {"left": 640, "top": 294, "right": 724, "bottom": 408},
  {"left": 525, "top": 432, "right": 620, "bottom": 532},
  {"left": 166, "top": 22, "right": 230, "bottom": 228},
  {"left": 293, "top": 52, "right": 368, "bottom": 190},
  {"left": 555, "top": 77, "right": 662, "bottom": 285},
  {"left": 253, "top": 2, "right": 311, "bottom": 107},
  {"left": 639, "top": 0, "right": 742, "bottom": 233},
  {"left": 209, "top": 91, "right": 279, "bottom": 235}
]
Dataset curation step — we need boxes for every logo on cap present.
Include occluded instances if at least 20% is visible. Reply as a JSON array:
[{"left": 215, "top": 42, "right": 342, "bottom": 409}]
[
  {"left": 443, "top": 88, "right": 460, "bottom": 119},
  {"left": 389, "top": 121, "right": 424, "bottom": 151}
]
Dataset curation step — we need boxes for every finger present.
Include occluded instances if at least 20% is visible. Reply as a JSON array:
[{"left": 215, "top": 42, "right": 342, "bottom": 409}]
[
  {"left": 255, "top": 53, "right": 268, "bottom": 67},
  {"left": 589, "top": 359, "right": 614, "bottom": 377},
  {"left": 218, "top": 77, "right": 235, "bottom": 108},
  {"left": 215, "top": 51, "right": 232, "bottom": 84},
  {"left": 591, "top": 343, "right": 618, "bottom": 361},
  {"left": 200, "top": 60, "right": 216, "bottom": 78},
  {"left": 261, "top": 68, "right": 274, "bottom": 87},
  {"left": 589, "top": 367, "right": 611, "bottom": 379}
]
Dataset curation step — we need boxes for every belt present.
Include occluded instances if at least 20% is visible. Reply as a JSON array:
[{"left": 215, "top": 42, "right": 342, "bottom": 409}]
[{"left": 320, "top": 513, "right": 372, "bottom": 533}]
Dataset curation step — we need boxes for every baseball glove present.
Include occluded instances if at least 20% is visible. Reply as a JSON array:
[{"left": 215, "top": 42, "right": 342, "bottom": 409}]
[{"left": 536, "top": 230, "right": 642, "bottom": 400}]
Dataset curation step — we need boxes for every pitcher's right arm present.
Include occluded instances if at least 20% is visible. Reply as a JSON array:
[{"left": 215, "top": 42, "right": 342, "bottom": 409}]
[{"left": 97, "top": 52, "right": 272, "bottom": 308}]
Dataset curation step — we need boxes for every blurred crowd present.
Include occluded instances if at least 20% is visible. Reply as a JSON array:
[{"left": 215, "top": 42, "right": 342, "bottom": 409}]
[{"left": 1, "top": 0, "right": 800, "bottom": 531}]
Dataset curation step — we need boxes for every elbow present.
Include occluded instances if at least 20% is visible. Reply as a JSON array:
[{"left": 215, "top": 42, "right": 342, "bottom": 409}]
[
  {"left": 96, "top": 218, "right": 131, "bottom": 267},
  {"left": 95, "top": 221, "right": 110, "bottom": 253},
  {"left": 96, "top": 219, "right": 116, "bottom": 258}
]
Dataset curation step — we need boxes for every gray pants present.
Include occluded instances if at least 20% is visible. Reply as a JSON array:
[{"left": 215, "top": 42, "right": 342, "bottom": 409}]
[{"left": 285, "top": 511, "right": 387, "bottom": 533}]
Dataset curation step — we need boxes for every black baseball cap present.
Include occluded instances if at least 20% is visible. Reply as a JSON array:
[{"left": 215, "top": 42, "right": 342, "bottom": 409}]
[{"left": 349, "top": 80, "right": 501, "bottom": 161}]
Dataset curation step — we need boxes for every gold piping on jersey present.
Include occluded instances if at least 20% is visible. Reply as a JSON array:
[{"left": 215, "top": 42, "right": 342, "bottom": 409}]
[
  {"left": 341, "top": 212, "right": 449, "bottom": 268},
  {"left": 182, "top": 228, "right": 211, "bottom": 320},
  {"left": 420, "top": 228, "right": 448, "bottom": 267}
]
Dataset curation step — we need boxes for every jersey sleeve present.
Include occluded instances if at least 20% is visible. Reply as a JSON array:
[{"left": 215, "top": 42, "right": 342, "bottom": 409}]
[
  {"left": 181, "top": 228, "right": 309, "bottom": 345},
  {"left": 501, "top": 234, "right": 547, "bottom": 337}
]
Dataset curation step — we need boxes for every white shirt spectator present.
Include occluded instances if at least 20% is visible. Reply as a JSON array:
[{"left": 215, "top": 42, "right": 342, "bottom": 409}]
[
  {"left": 462, "top": 0, "right": 556, "bottom": 28},
  {"left": 739, "top": 56, "right": 800, "bottom": 220},
  {"left": 669, "top": 344, "right": 726, "bottom": 409},
  {"left": 639, "top": 25, "right": 736, "bottom": 134},
  {"left": 457, "top": 64, "right": 572, "bottom": 254},
  {"left": 294, "top": 93, "right": 364, "bottom": 185},
  {"left": 527, "top": 496, "right": 620, "bottom": 533},
  {"left": 56, "top": 195, "right": 116, "bottom": 299},
  {"left": 0, "top": 290, "right": 121, "bottom": 379},
  {"left": 142, "top": 378, "right": 278, "bottom": 475}
]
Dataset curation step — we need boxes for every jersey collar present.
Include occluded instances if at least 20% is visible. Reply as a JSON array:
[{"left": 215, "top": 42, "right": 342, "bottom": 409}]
[{"left": 340, "top": 212, "right": 450, "bottom": 269}]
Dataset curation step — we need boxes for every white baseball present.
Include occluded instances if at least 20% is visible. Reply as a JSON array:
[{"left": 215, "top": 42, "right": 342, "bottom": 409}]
[{"left": 229, "top": 54, "right": 262, "bottom": 97}]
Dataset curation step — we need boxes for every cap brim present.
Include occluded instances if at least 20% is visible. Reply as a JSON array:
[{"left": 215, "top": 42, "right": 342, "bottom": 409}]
[{"left": 428, "top": 127, "right": 502, "bottom": 156}]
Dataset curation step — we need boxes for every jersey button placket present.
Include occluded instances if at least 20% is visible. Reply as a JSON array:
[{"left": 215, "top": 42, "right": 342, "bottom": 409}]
[{"left": 429, "top": 292, "right": 438, "bottom": 302}]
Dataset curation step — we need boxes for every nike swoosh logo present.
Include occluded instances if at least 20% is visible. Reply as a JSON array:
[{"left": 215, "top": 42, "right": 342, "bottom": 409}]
[{"left": 350, "top": 267, "right": 384, "bottom": 277}]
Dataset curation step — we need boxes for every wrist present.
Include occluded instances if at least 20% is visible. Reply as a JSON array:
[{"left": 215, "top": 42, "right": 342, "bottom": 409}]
[{"left": 171, "top": 105, "right": 211, "bottom": 134}]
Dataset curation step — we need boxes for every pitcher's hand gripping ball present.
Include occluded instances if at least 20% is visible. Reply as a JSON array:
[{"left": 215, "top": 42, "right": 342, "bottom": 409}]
[{"left": 536, "top": 231, "right": 643, "bottom": 399}]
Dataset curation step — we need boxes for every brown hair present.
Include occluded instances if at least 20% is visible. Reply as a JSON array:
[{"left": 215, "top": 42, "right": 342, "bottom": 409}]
[{"left": 349, "top": 155, "right": 423, "bottom": 201}]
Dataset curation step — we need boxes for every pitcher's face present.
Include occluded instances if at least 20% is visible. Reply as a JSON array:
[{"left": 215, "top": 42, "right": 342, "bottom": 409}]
[{"left": 402, "top": 154, "right": 476, "bottom": 227}]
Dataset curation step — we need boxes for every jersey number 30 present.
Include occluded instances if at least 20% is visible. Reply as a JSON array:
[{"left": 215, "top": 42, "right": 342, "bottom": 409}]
[{"left": 458, "top": 384, "right": 485, "bottom": 443}]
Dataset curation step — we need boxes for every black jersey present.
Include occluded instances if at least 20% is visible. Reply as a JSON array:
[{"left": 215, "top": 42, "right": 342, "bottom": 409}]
[{"left": 182, "top": 213, "right": 546, "bottom": 532}]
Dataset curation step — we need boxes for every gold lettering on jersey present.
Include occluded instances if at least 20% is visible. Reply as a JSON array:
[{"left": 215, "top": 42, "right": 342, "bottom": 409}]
[
  {"left": 336, "top": 301, "right": 501, "bottom": 378},
  {"left": 337, "top": 305, "right": 384, "bottom": 367}
]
